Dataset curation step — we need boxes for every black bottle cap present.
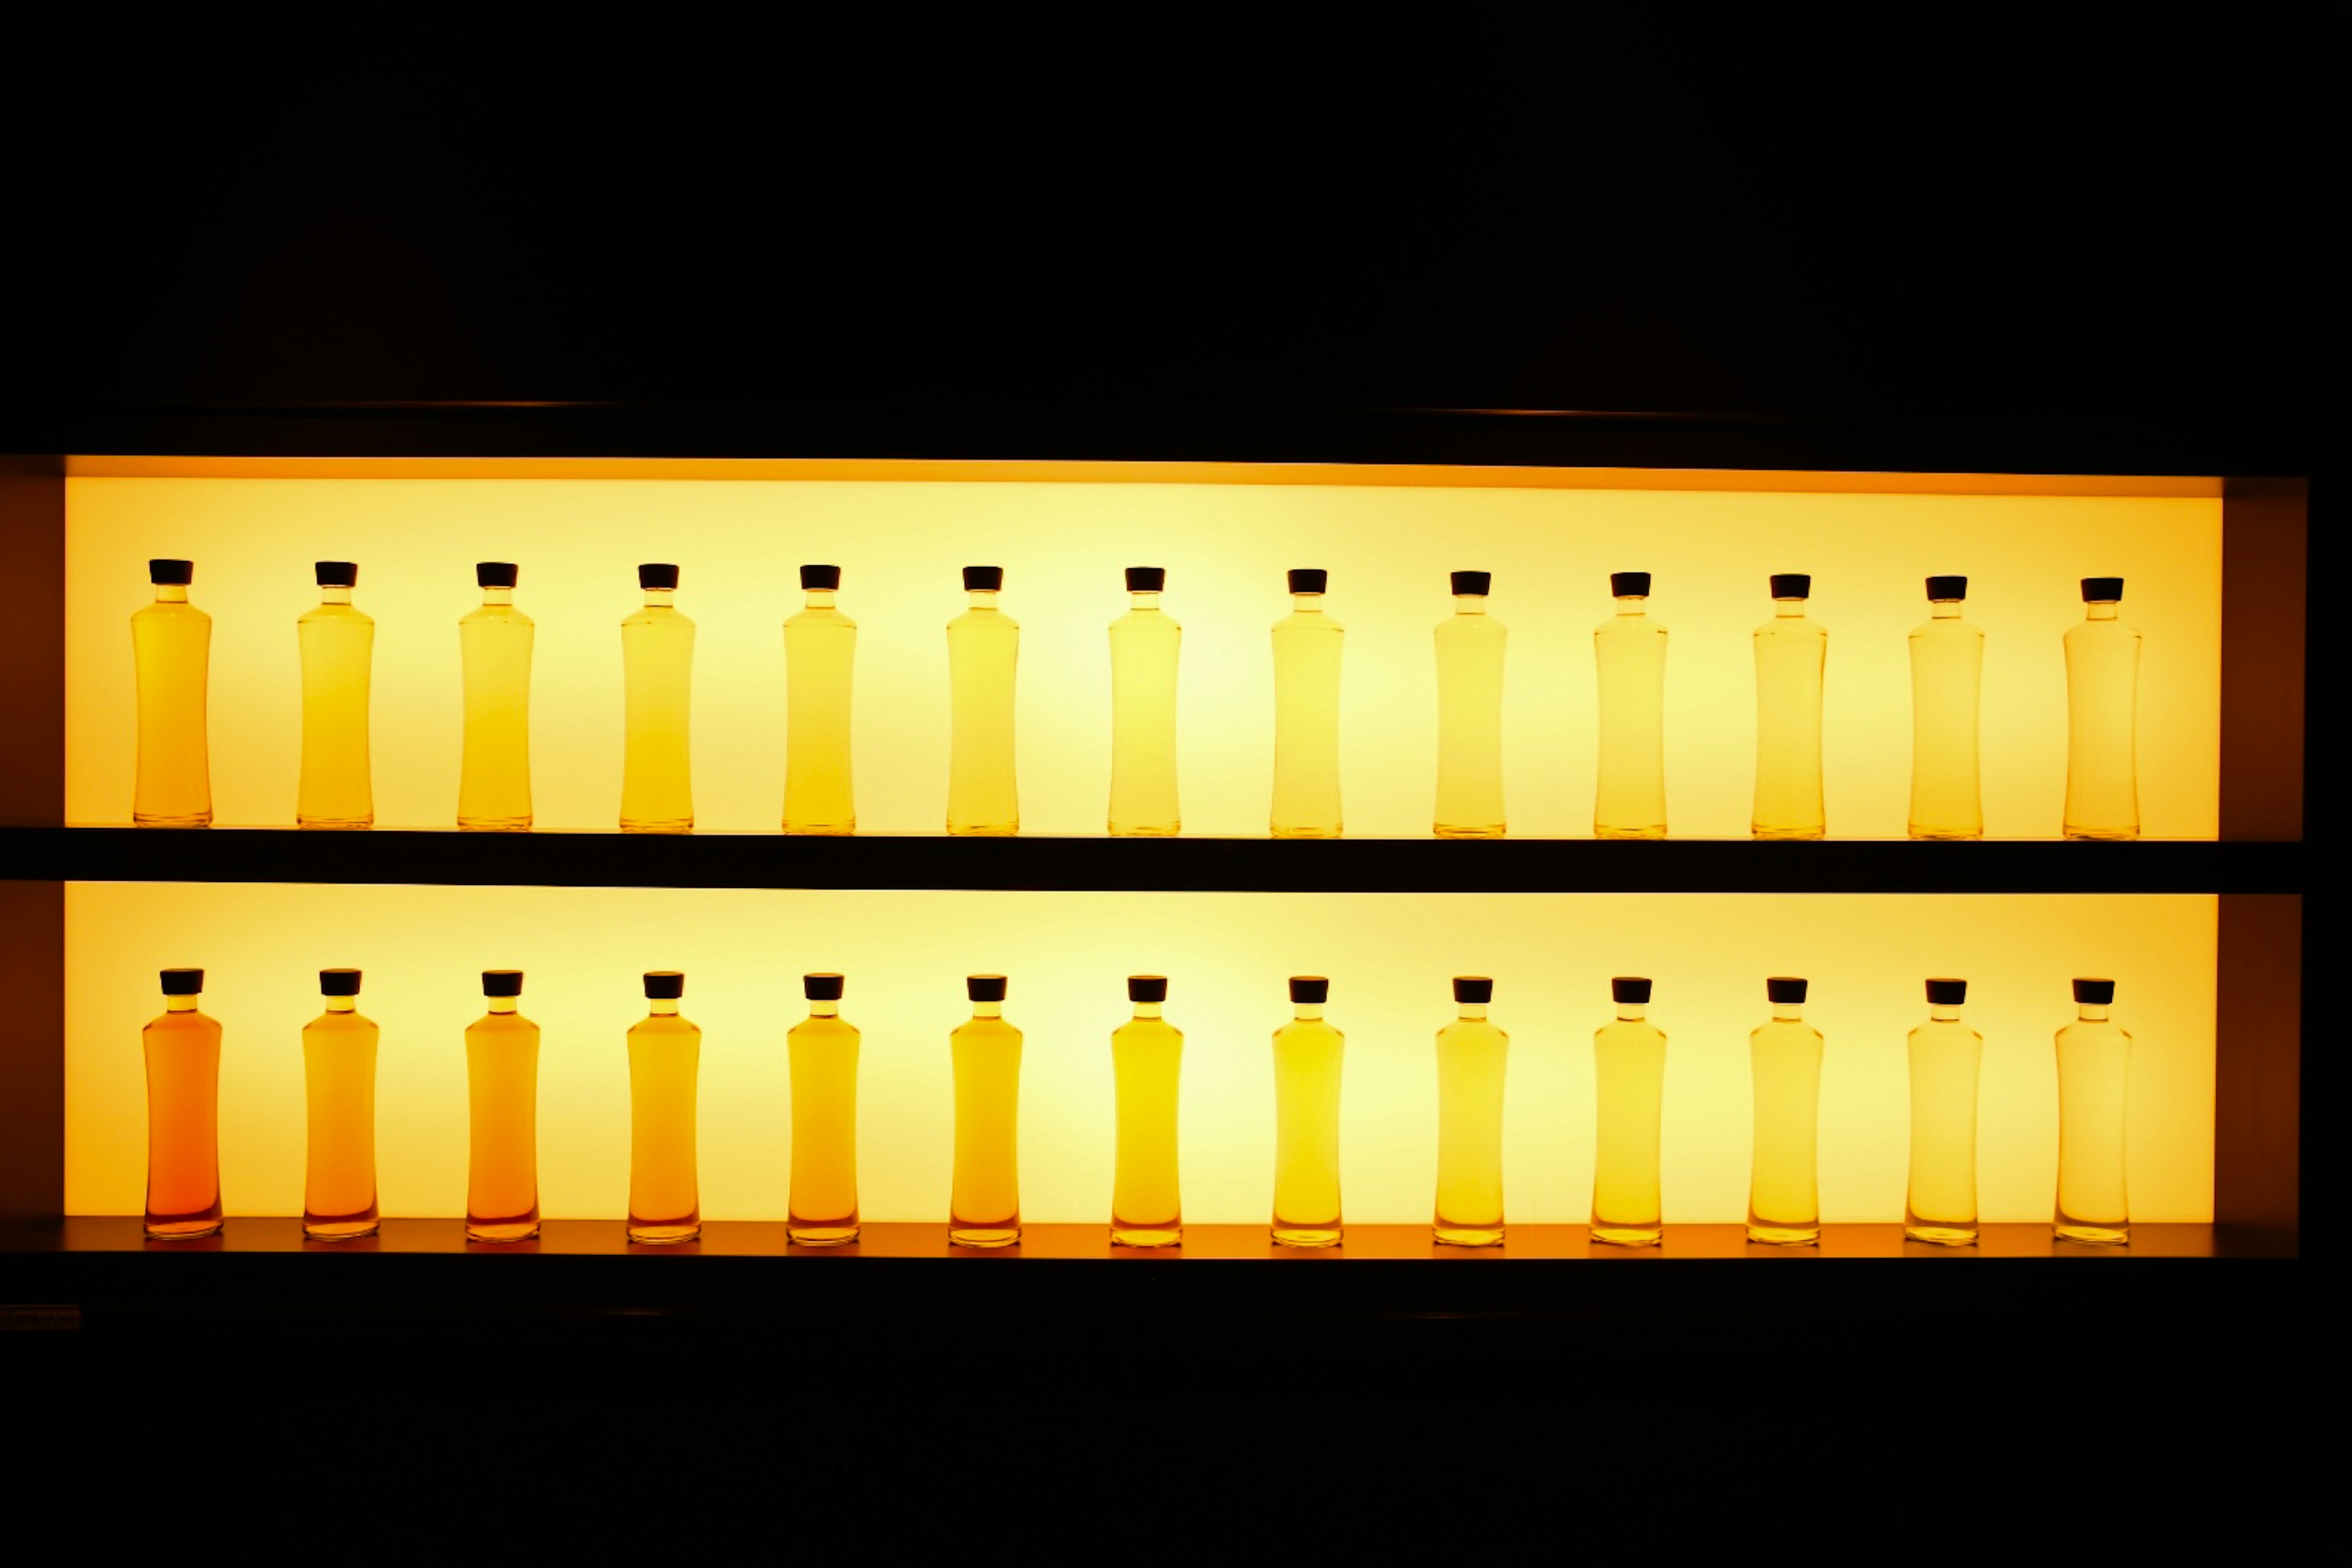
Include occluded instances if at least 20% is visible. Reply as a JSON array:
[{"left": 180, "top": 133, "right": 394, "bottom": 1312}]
[
  {"left": 1452, "top": 976, "right": 1494, "bottom": 1005},
  {"left": 1611, "top": 976, "right": 1652, "bottom": 1005},
  {"left": 1766, "top": 976, "right": 1807, "bottom": 1005},
  {"left": 967, "top": 973, "right": 1008, "bottom": 1003},
  {"left": 482, "top": 970, "right": 524, "bottom": 997},
  {"left": 1769, "top": 573, "right": 1811, "bottom": 599},
  {"left": 1288, "top": 569, "right": 1329, "bottom": 595},
  {"left": 801, "top": 564, "right": 841, "bottom": 591},
  {"left": 644, "top": 970, "right": 685, "bottom": 1000},
  {"left": 160, "top": 967, "right": 203, "bottom": 995},
  {"left": 963, "top": 566, "right": 1004, "bottom": 592},
  {"left": 1926, "top": 978, "right": 1968, "bottom": 1006},
  {"left": 1450, "top": 570, "right": 1491, "bottom": 597},
  {"left": 2081, "top": 576, "right": 2124, "bottom": 602},
  {"left": 2073, "top": 978, "right": 2116, "bottom": 1006},
  {"left": 315, "top": 561, "right": 358, "bottom": 587},
  {"left": 639, "top": 563, "right": 680, "bottom": 591},
  {"left": 1125, "top": 567, "right": 1166, "bottom": 593},
  {"left": 318, "top": 968, "right": 362, "bottom": 996},
  {"left": 1128, "top": 974, "right": 1169, "bottom": 1003},
  {"left": 804, "top": 972, "right": 845, "bottom": 1001},
  {"left": 477, "top": 562, "right": 519, "bottom": 589},
  {"left": 149, "top": 559, "right": 194, "bottom": 586},
  {"left": 1289, "top": 975, "right": 1330, "bottom": 1005},
  {"left": 1610, "top": 571, "right": 1651, "bottom": 598},
  {"left": 1926, "top": 575, "right": 1967, "bottom": 600}
]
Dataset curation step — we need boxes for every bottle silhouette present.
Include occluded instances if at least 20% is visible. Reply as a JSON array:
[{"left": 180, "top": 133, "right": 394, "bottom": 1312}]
[
  {"left": 1752, "top": 573, "right": 1826, "bottom": 839},
  {"left": 132, "top": 557, "right": 212, "bottom": 827},
  {"left": 1593, "top": 572, "right": 1668, "bottom": 839},
  {"left": 297, "top": 560, "right": 374, "bottom": 828},
  {"left": 1746, "top": 976, "right": 1822, "bottom": 1245},
  {"left": 2064, "top": 577, "right": 2140, "bottom": 840},
  {"left": 1111, "top": 974, "right": 1183, "bottom": 1246},
  {"left": 2054, "top": 978, "right": 2132, "bottom": 1244},
  {"left": 466, "top": 970, "right": 541, "bottom": 1243},
  {"left": 1434, "top": 976, "right": 1507, "bottom": 1246},
  {"left": 788, "top": 973, "right": 861, "bottom": 1246},
  {"left": 947, "top": 567, "right": 1020, "bottom": 836},
  {"left": 784, "top": 564, "right": 857, "bottom": 834},
  {"left": 950, "top": 973, "right": 1023, "bottom": 1247},
  {"left": 1904, "top": 978, "right": 1981, "bottom": 1246},
  {"left": 302, "top": 968, "right": 379, "bottom": 1241},
  {"left": 143, "top": 968, "right": 223, "bottom": 1240},
  {"left": 1271, "top": 570, "right": 1344, "bottom": 838},
  {"left": 1908, "top": 575, "right": 1983, "bottom": 839},
  {"left": 1109, "top": 568, "right": 1181, "bottom": 836},
  {"left": 1434, "top": 571, "right": 1507, "bottom": 838},
  {"left": 458, "top": 562, "right": 533, "bottom": 831},
  {"left": 1271, "top": 975, "right": 1343, "bottom": 1247},
  {"left": 620, "top": 564, "right": 694, "bottom": 832},
  {"left": 1591, "top": 976, "right": 1665, "bottom": 1246},
  {"left": 628, "top": 971, "right": 702, "bottom": 1245}
]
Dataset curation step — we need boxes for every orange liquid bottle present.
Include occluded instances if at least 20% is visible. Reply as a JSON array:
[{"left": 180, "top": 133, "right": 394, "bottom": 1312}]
[
  {"left": 620, "top": 563, "right": 695, "bottom": 833},
  {"left": 949, "top": 973, "right": 1023, "bottom": 1247},
  {"left": 143, "top": 967, "right": 223, "bottom": 1240},
  {"left": 302, "top": 967, "right": 380, "bottom": 1241},
  {"left": 788, "top": 973, "right": 861, "bottom": 1246},
  {"left": 296, "top": 560, "right": 375, "bottom": 829},
  {"left": 628, "top": 970, "right": 702, "bottom": 1245},
  {"left": 466, "top": 969, "right": 541, "bottom": 1243},
  {"left": 132, "top": 557, "right": 213, "bottom": 826}
]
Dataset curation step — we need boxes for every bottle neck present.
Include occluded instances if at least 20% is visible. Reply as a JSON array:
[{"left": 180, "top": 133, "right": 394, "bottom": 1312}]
[
  {"left": 324, "top": 997, "right": 356, "bottom": 1014},
  {"left": 643, "top": 588, "right": 676, "bottom": 609},
  {"left": 1292, "top": 594, "right": 1325, "bottom": 613},
  {"left": 1456, "top": 1003, "right": 1488, "bottom": 1022},
  {"left": 2086, "top": 601, "right": 2119, "bottom": 621},
  {"left": 809, "top": 1000, "right": 840, "bottom": 1019},
  {"left": 1614, "top": 596, "right": 1648, "bottom": 616},
  {"left": 319, "top": 586, "right": 353, "bottom": 606},
  {"left": 1771, "top": 1004, "right": 1802, "bottom": 1023},
  {"left": 967, "top": 591, "right": 999, "bottom": 611},
  {"left": 647, "top": 998, "right": 679, "bottom": 1018},
  {"left": 1930, "top": 1005, "right": 1963, "bottom": 1023},
  {"left": 971, "top": 1000, "right": 1003, "bottom": 1020},
  {"left": 165, "top": 995, "right": 198, "bottom": 1013},
  {"left": 1615, "top": 1004, "right": 1646, "bottom": 1022},
  {"left": 1292, "top": 1003, "right": 1324, "bottom": 1022},
  {"left": 481, "top": 587, "right": 513, "bottom": 607},
  {"left": 487, "top": 997, "right": 518, "bottom": 1015},
  {"left": 804, "top": 590, "right": 835, "bottom": 609},
  {"left": 1774, "top": 598, "right": 1807, "bottom": 618},
  {"left": 1453, "top": 595, "right": 1487, "bottom": 614},
  {"left": 2078, "top": 1004, "right": 2111, "bottom": 1023},
  {"left": 1931, "top": 600, "right": 1962, "bottom": 619},
  {"left": 1129, "top": 592, "right": 1160, "bottom": 611},
  {"left": 154, "top": 584, "right": 189, "bottom": 605},
  {"left": 1131, "top": 1001, "right": 1164, "bottom": 1020}
]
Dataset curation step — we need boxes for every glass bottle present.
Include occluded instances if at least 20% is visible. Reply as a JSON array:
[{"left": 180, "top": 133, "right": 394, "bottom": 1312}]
[
  {"left": 1747, "top": 976, "right": 1823, "bottom": 1246},
  {"left": 1433, "top": 571, "right": 1507, "bottom": 839},
  {"left": 1433, "top": 976, "right": 1507, "bottom": 1246},
  {"left": 950, "top": 973, "right": 1022, "bottom": 1248},
  {"left": 302, "top": 967, "right": 379, "bottom": 1242},
  {"left": 2064, "top": 577, "right": 2141, "bottom": 840},
  {"left": 1271, "top": 974, "right": 1343, "bottom": 1248},
  {"left": 628, "top": 970, "right": 701, "bottom": 1245},
  {"left": 1591, "top": 976, "right": 1665, "bottom": 1246},
  {"left": 784, "top": 564, "right": 857, "bottom": 835},
  {"left": 1270, "top": 569, "right": 1344, "bottom": 839},
  {"left": 947, "top": 567, "right": 1020, "bottom": 836},
  {"left": 1904, "top": 978, "right": 1981, "bottom": 1246},
  {"left": 1907, "top": 575, "right": 1983, "bottom": 840},
  {"left": 466, "top": 970, "right": 541, "bottom": 1243},
  {"left": 788, "top": 973, "right": 861, "bottom": 1246},
  {"left": 1593, "top": 571, "right": 1667, "bottom": 839},
  {"left": 620, "top": 563, "right": 694, "bottom": 833},
  {"left": 132, "top": 557, "right": 213, "bottom": 827},
  {"left": 143, "top": 967, "right": 222, "bottom": 1240},
  {"left": 2054, "top": 978, "right": 2132, "bottom": 1244},
  {"left": 1109, "top": 567, "right": 1181, "bottom": 836},
  {"left": 1752, "top": 573, "right": 1826, "bottom": 840},
  {"left": 1111, "top": 974, "right": 1183, "bottom": 1247},
  {"left": 297, "top": 560, "right": 374, "bottom": 829},
  {"left": 458, "top": 561, "right": 534, "bottom": 831}
]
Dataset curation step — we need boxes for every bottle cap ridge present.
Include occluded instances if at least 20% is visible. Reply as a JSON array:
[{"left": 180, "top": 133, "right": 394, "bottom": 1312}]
[
  {"left": 967, "top": 973, "right": 1009, "bottom": 1003},
  {"left": 1450, "top": 570, "right": 1492, "bottom": 597},
  {"left": 2081, "top": 576, "right": 2124, "bottom": 602},
  {"left": 1766, "top": 976, "right": 1807, "bottom": 1005},
  {"left": 1611, "top": 976, "right": 1652, "bottom": 1005},
  {"left": 149, "top": 559, "right": 195, "bottom": 586},
  {"left": 1768, "top": 573, "right": 1811, "bottom": 600},
  {"left": 962, "top": 566, "right": 1004, "bottom": 592},
  {"left": 1287, "top": 568, "right": 1329, "bottom": 595},
  {"left": 1452, "top": 975, "right": 1494, "bottom": 1005},
  {"left": 1926, "top": 978, "right": 1968, "bottom": 1006},
  {"left": 315, "top": 560, "right": 359, "bottom": 587},
  {"left": 800, "top": 564, "right": 842, "bottom": 591},
  {"left": 318, "top": 968, "right": 362, "bottom": 997},
  {"left": 644, "top": 970, "right": 685, "bottom": 1000},
  {"left": 1125, "top": 567, "right": 1166, "bottom": 593},
  {"left": 481, "top": 970, "right": 524, "bottom": 997},
  {"left": 1926, "top": 575, "right": 1967, "bottom": 601},
  {"left": 1610, "top": 571, "right": 1651, "bottom": 598},
  {"left": 475, "top": 562, "right": 519, "bottom": 589},
  {"left": 2073, "top": 978, "right": 2117, "bottom": 1006},
  {"left": 160, "top": 967, "right": 204, "bottom": 995},
  {"left": 1128, "top": 974, "right": 1169, "bottom": 1004},
  {"left": 804, "top": 972, "right": 846, "bottom": 1001},
  {"left": 1289, "top": 975, "right": 1330, "bottom": 1005},
  {"left": 638, "top": 563, "right": 680, "bottom": 591}
]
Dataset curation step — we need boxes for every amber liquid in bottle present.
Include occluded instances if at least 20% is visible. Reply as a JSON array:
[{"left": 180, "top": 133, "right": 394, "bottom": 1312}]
[
  {"left": 1593, "top": 577, "right": 1667, "bottom": 839},
  {"left": 458, "top": 568, "right": 534, "bottom": 831},
  {"left": 1908, "top": 581, "right": 1983, "bottom": 839},
  {"left": 132, "top": 565, "right": 213, "bottom": 826},
  {"left": 1270, "top": 979, "right": 1343, "bottom": 1247},
  {"left": 2064, "top": 582, "right": 2140, "bottom": 840},
  {"left": 788, "top": 977, "right": 861, "bottom": 1246},
  {"left": 1433, "top": 575, "right": 1507, "bottom": 838},
  {"left": 1111, "top": 978, "right": 1183, "bottom": 1246},
  {"left": 1752, "top": 579, "right": 1826, "bottom": 840},
  {"left": 2054, "top": 981, "right": 2131, "bottom": 1244},
  {"left": 303, "top": 971, "right": 379, "bottom": 1241},
  {"left": 628, "top": 974, "right": 701, "bottom": 1245},
  {"left": 1904, "top": 982, "right": 1981, "bottom": 1246},
  {"left": 298, "top": 571, "right": 375, "bottom": 828},
  {"left": 1433, "top": 979, "right": 1507, "bottom": 1246},
  {"left": 947, "top": 572, "right": 1020, "bottom": 836},
  {"left": 949, "top": 976, "right": 1022, "bottom": 1247},
  {"left": 1591, "top": 982, "right": 1665, "bottom": 1247},
  {"left": 784, "top": 571, "right": 857, "bottom": 835},
  {"left": 620, "top": 570, "right": 695, "bottom": 833},
  {"left": 1270, "top": 575, "right": 1343, "bottom": 839},
  {"left": 144, "top": 971, "right": 223, "bottom": 1240},
  {"left": 1747, "top": 981, "right": 1823, "bottom": 1245},
  {"left": 466, "top": 974, "right": 541, "bottom": 1243},
  {"left": 1109, "top": 572, "right": 1181, "bottom": 836}
]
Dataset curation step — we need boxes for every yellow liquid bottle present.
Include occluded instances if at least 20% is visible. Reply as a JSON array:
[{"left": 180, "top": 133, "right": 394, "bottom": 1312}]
[
  {"left": 1270, "top": 570, "right": 1344, "bottom": 839},
  {"left": 458, "top": 562, "right": 533, "bottom": 831},
  {"left": 620, "top": 564, "right": 695, "bottom": 833},
  {"left": 950, "top": 973, "right": 1022, "bottom": 1248},
  {"left": 143, "top": 968, "right": 223, "bottom": 1240},
  {"left": 303, "top": 968, "right": 379, "bottom": 1241},
  {"left": 947, "top": 568, "right": 1020, "bottom": 836},
  {"left": 466, "top": 970, "right": 541, "bottom": 1243},
  {"left": 2064, "top": 578, "right": 2140, "bottom": 840},
  {"left": 2054, "top": 978, "right": 2132, "bottom": 1244},
  {"left": 1591, "top": 977, "right": 1665, "bottom": 1247},
  {"left": 628, "top": 971, "right": 701, "bottom": 1245},
  {"left": 1111, "top": 974, "right": 1183, "bottom": 1246},
  {"left": 1271, "top": 975, "right": 1343, "bottom": 1248},
  {"left": 1434, "top": 976, "right": 1507, "bottom": 1246},
  {"left": 1904, "top": 978, "right": 1981, "bottom": 1246},
  {"left": 297, "top": 561, "right": 375, "bottom": 829},
  {"left": 1434, "top": 571, "right": 1507, "bottom": 838},
  {"left": 1109, "top": 568, "right": 1181, "bottom": 836},
  {"left": 788, "top": 973, "right": 861, "bottom": 1246},
  {"left": 1747, "top": 976, "right": 1822, "bottom": 1245},
  {"left": 1908, "top": 576, "right": 1983, "bottom": 840},
  {"left": 1753, "top": 574, "right": 1826, "bottom": 840},
  {"left": 784, "top": 564, "right": 858, "bottom": 835},
  {"left": 132, "top": 559, "right": 213, "bottom": 827},
  {"left": 1593, "top": 573, "right": 1668, "bottom": 839}
]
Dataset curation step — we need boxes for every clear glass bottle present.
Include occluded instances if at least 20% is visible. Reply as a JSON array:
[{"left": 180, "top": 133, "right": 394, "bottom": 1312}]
[
  {"left": 297, "top": 560, "right": 374, "bottom": 829},
  {"left": 1591, "top": 976, "right": 1666, "bottom": 1246},
  {"left": 1434, "top": 976, "right": 1507, "bottom": 1246},
  {"left": 1434, "top": 571, "right": 1507, "bottom": 838},
  {"left": 458, "top": 561, "right": 533, "bottom": 831},
  {"left": 302, "top": 967, "right": 379, "bottom": 1241},
  {"left": 788, "top": 973, "right": 861, "bottom": 1246},
  {"left": 1271, "top": 974, "right": 1343, "bottom": 1248},
  {"left": 628, "top": 970, "right": 701, "bottom": 1245},
  {"left": 1752, "top": 573, "right": 1826, "bottom": 840},
  {"left": 1908, "top": 575, "right": 1983, "bottom": 840},
  {"left": 947, "top": 567, "right": 1020, "bottom": 837},
  {"left": 1109, "top": 567, "right": 1181, "bottom": 836},
  {"left": 950, "top": 973, "right": 1022, "bottom": 1248},
  {"left": 132, "top": 557, "right": 213, "bottom": 827},
  {"left": 784, "top": 564, "right": 857, "bottom": 835},
  {"left": 1270, "top": 569, "right": 1344, "bottom": 839},
  {"left": 1593, "top": 571, "right": 1667, "bottom": 839},
  {"left": 620, "top": 563, "right": 695, "bottom": 833},
  {"left": 1111, "top": 974, "right": 1183, "bottom": 1246},
  {"left": 1747, "top": 976, "right": 1822, "bottom": 1246},
  {"left": 1904, "top": 978, "right": 1981, "bottom": 1246},
  {"left": 2064, "top": 577, "right": 2141, "bottom": 840},
  {"left": 143, "top": 967, "right": 223, "bottom": 1240},
  {"left": 2054, "top": 978, "right": 2132, "bottom": 1244},
  {"left": 466, "top": 969, "right": 541, "bottom": 1243}
]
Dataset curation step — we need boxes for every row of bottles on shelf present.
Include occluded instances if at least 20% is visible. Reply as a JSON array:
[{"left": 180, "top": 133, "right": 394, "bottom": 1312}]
[
  {"left": 132, "top": 560, "right": 2146, "bottom": 840},
  {"left": 139, "top": 967, "right": 2136, "bottom": 1250}
]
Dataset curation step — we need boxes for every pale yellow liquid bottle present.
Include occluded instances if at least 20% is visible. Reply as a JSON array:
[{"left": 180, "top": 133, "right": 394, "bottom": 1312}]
[
  {"left": 2054, "top": 978, "right": 2131, "bottom": 1244},
  {"left": 1905, "top": 978, "right": 1981, "bottom": 1245},
  {"left": 1111, "top": 974, "right": 1183, "bottom": 1246},
  {"left": 1434, "top": 571, "right": 1507, "bottom": 838},
  {"left": 1109, "top": 568, "right": 1180, "bottom": 836},
  {"left": 1747, "top": 976, "right": 1823, "bottom": 1245},
  {"left": 620, "top": 564, "right": 694, "bottom": 833},
  {"left": 297, "top": 561, "right": 374, "bottom": 829},
  {"left": 788, "top": 973, "right": 860, "bottom": 1246},
  {"left": 1270, "top": 570, "right": 1343, "bottom": 839},
  {"left": 950, "top": 973, "right": 1022, "bottom": 1247},
  {"left": 1753, "top": 574, "right": 1826, "bottom": 840},
  {"left": 784, "top": 564, "right": 857, "bottom": 835},
  {"left": 2064, "top": 578, "right": 2140, "bottom": 840},
  {"left": 466, "top": 970, "right": 541, "bottom": 1243},
  {"left": 303, "top": 968, "right": 379, "bottom": 1241},
  {"left": 1434, "top": 976, "right": 1507, "bottom": 1246},
  {"left": 947, "top": 567, "right": 1020, "bottom": 836},
  {"left": 1593, "top": 573, "right": 1667, "bottom": 839},
  {"left": 132, "top": 559, "right": 213, "bottom": 826},
  {"left": 1271, "top": 975, "right": 1343, "bottom": 1248},
  {"left": 628, "top": 971, "right": 701, "bottom": 1245},
  {"left": 144, "top": 968, "right": 223, "bottom": 1240},
  {"left": 458, "top": 562, "right": 533, "bottom": 831},
  {"left": 1591, "top": 977, "right": 1665, "bottom": 1246},
  {"left": 1908, "top": 576, "right": 1983, "bottom": 840}
]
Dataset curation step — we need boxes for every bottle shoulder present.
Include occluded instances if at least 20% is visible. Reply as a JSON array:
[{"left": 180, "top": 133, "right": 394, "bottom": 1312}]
[
  {"left": 790, "top": 1016, "right": 860, "bottom": 1043},
  {"left": 461, "top": 605, "right": 535, "bottom": 630},
  {"left": 1110, "top": 609, "right": 1182, "bottom": 635},
  {"left": 1273, "top": 611, "right": 1344, "bottom": 636},
  {"left": 623, "top": 606, "right": 695, "bottom": 631},
  {"left": 145, "top": 1011, "right": 219, "bottom": 1035},
  {"left": 1594, "top": 1019, "right": 1667, "bottom": 1048},
  {"left": 1755, "top": 616, "right": 1825, "bottom": 640},
  {"left": 300, "top": 603, "right": 374, "bottom": 628},
  {"left": 1112, "top": 1018, "right": 1183, "bottom": 1046},
  {"left": 952, "top": 1017, "right": 1024, "bottom": 1045},
  {"left": 2056, "top": 1020, "right": 2131, "bottom": 1046},
  {"left": 1437, "top": 1020, "right": 1508, "bottom": 1047},
  {"left": 2065, "top": 619, "right": 2141, "bottom": 644},
  {"left": 1910, "top": 618, "right": 1982, "bottom": 641},
  {"left": 304, "top": 1011, "right": 379, "bottom": 1035},
  {"left": 786, "top": 607, "right": 858, "bottom": 631},
  {"left": 629, "top": 1016, "right": 702, "bottom": 1041},
  {"left": 1594, "top": 615, "right": 1665, "bottom": 639},
  {"left": 133, "top": 600, "right": 209, "bottom": 626},
  {"left": 1750, "top": 1020, "right": 1824, "bottom": 1046},
  {"left": 948, "top": 608, "right": 1020, "bottom": 633},
  {"left": 1435, "top": 613, "right": 1507, "bottom": 639},
  {"left": 1908, "top": 1020, "right": 1983, "bottom": 1044},
  {"left": 467, "top": 1012, "right": 540, "bottom": 1038},
  {"left": 1273, "top": 1019, "right": 1345, "bottom": 1047}
]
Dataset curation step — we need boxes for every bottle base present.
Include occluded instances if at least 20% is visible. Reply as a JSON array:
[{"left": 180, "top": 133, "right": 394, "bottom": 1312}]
[
  {"left": 1908, "top": 827, "right": 1983, "bottom": 841},
  {"left": 1270, "top": 826, "right": 1343, "bottom": 840},
  {"left": 789, "top": 1225, "right": 861, "bottom": 1247},
  {"left": 947, "top": 824, "right": 1019, "bottom": 837},
  {"left": 1904, "top": 1224, "right": 1978, "bottom": 1246},
  {"left": 466, "top": 1220, "right": 541, "bottom": 1243},
  {"left": 1745, "top": 1224, "right": 1820, "bottom": 1246},
  {"left": 1110, "top": 1226, "right": 1182, "bottom": 1248},
  {"left": 303, "top": 1218, "right": 380, "bottom": 1242},
  {"left": 949, "top": 1227, "right": 1022, "bottom": 1249},
  {"left": 1433, "top": 1226, "right": 1503, "bottom": 1248},
  {"left": 620, "top": 819, "right": 693, "bottom": 834},
  {"left": 1592, "top": 1224, "right": 1662, "bottom": 1248},
  {"left": 783, "top": 822, "right": 856, "bottom": 836},
  {"left": 297, "top": 817, "right": 374, "bottom": 830},
  {"left": 1108, "top": 824, "right": 1182, "bottom": 838},
  {"left": 628, "top": 1223, "right": 703, "bottom": 1245},
  {"left": 2054, "top": 1223, "right": 2130, "bottom": 1245},
  {"left": 1594, "top": 824, "right": 1666, "bottom": 840},
  {"left": 2063, "top": 826, "right": 2140, "bottom": 842},
  {"left": 1272, "top": 1227, "right": 1342, "bottom": 1249},
  {"left": 144, "top": 1218, "right": 224, "bottom": 1241},
  {"left": 133, "top": 813, "right": 212, "bottom": 828},
  {"left": 458, "top": 816, "right": 532, "bottom": 832},
  {"left": 1751, "top": 826, "right": 1824, "bottom": 841},
  {"left": 1433, "top": 824, "right": 1506, "bottom": 839}
]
